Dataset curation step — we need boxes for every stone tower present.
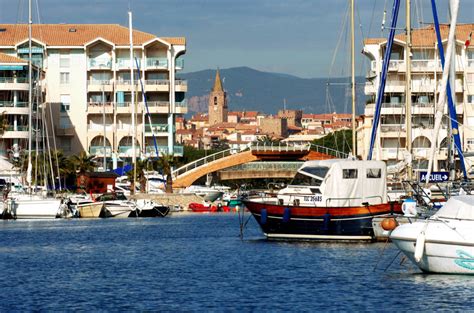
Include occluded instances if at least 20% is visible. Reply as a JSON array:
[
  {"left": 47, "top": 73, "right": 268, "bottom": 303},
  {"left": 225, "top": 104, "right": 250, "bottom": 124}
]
[{"left": 208, "top": 69, "right": 227, "bottom": 126}]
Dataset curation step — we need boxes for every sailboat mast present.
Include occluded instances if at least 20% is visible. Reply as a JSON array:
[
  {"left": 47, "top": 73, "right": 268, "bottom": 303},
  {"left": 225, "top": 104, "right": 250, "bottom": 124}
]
[
  {"left": 405, "top": 0, "right": 413, "bottom": 180},
  {"left": 128, "top": 11, "right": 137, "bottom": 189},
  {"left": 102, "top": 85, "right": 106, "bottom": 171},
  {"left": 27, "top": 0, "right": 33, "bottom": 190},
  {"left": 351, "top": 0, "right": 356, "bottom": 155}
]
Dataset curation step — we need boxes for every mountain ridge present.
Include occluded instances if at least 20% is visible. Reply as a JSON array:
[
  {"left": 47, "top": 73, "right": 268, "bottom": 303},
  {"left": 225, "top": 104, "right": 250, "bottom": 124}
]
[{"left": 178, "top": 67, "right": 366, "bottom": 116}]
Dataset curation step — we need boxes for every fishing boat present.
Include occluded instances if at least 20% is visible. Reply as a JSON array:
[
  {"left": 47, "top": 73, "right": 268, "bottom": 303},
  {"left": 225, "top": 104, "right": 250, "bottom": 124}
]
[
  {"left": 96, "top": 192, "right": 137, "bottom": 218},
  {"left": 390, "top": 195, "right": 474, "bottom": 274},
  {"left": 130, "top": 199, "right": 170, "bottom": 217},
  {"left": 243, "top": 159, "right": 402, "bottom": 241}
]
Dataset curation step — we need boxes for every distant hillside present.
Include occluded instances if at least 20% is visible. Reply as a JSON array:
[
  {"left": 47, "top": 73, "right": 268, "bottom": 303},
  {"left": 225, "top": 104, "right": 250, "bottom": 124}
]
[{"left": 178, "top": 67, "right": 366, "bottom": 116}]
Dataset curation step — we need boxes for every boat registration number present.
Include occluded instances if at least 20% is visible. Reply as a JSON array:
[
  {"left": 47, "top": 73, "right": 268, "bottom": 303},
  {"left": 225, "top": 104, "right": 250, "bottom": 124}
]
[{"left": 303, "top": 195, "right": 322, "bottom": 202}]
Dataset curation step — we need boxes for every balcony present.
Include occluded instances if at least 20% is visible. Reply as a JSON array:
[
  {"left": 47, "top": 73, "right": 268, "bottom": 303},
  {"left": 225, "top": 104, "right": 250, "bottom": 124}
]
[
  {"left": 0, "top": 77, "right": 29, "bottom": 91},
  {"left": 87, "top": 79, "right": 113, "bottom": 92},
  {"left": 145, "top": 145, "right": 184, "bottom": 157},
  {"left": 89, "top": 146, "right": 112, "bottom": 157},
  {"left": 144, "top": 123, "right": 169, "bottom": 136},
  {"left": 412, "top": 102, "right": 435, "bottom": 114},
  {"left": 87, "top": 102, "right": 114, "bottom": 114},
  {"left": 2, "top": 125, "right": 29, "bottom": 139},
  {"left": 88, "top": 58, "right": 112, "bottom": 70},
  {"left": 87, "top": 124, "right": 113, "bottom": 132},
  {"left": 175, "top": 79, "right": 188, "bottom": 92},
  {"left": 175, "top": 100, "right": 188, "bottom": 114},
  {"left": 146, "top": 58, "right": 168, "bottom": 70},
  {"left": 0, "top": 101, "right": 29, "bottom": 114},
  {"left": 55, "top": 126, "right": 75, "bottom": 136},
  {"left": 380, "top": 148, "right": 408, "bottom": 160},
  {"left": 145, "top": 101, "right": 169, "bottom": 113},
  {"left": 118, "top": 145, "right": 141, "bottom": 157},
  {"left": 380, "top": 124, "right": 406, "bottom": 137},
  {"left": 176, "top": 58, "right": 184, "bottom": 70},
  {"left": 144, "top": 79, "right": 169, "bottom": 92},
  {"left": 411, "top": 60, "right": 440, "bottom": 72},
  {"left": 116, "top": 58, "right": 141, "bottom": 70},
  {"left": 115, "top": 80, "right": 138, "bottom": 92}
]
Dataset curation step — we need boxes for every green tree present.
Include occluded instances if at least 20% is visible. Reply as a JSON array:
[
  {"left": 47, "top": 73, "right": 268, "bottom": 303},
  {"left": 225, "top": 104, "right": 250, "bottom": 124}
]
[
  {"left": 70, "top": 151, "right": 96, "bottom": 174},
  {"left": 312, "top": 129, "right": 353, "bottom": 155}
]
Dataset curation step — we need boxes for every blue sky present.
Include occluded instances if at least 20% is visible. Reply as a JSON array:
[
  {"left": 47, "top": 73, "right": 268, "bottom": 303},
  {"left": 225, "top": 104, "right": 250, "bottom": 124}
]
[{"left": 0, "top": 0, "right": 473, "bottom": 78}]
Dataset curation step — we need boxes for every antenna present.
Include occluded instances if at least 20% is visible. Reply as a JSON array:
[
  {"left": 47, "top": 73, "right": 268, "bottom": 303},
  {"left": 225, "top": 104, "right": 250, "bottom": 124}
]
[{"left": 283, "top": 98, "right": 286, "bottom": 110}]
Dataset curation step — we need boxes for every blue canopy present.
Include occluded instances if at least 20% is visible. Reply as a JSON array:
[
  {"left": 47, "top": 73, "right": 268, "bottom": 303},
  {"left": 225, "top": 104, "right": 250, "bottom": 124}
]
[{"left": 111, "top": 164, "right": 132, "bottom": 176}]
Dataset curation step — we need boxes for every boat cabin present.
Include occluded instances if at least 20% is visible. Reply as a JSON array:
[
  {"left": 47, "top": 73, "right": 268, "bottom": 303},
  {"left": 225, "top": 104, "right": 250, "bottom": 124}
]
[{"left": 278, "top": 159, "right": 387, "bottom": 207}]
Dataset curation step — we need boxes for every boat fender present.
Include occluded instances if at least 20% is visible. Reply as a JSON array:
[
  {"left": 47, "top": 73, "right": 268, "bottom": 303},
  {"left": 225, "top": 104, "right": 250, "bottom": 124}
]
[
  {"left": 381, "top": 218, "right": 398, "bottom": 231},
  {"left": 414, "top": 231, "right": 426, "bottom": 263},
  {"left": 260, "top": 208, "right": 267, "bottom": 225},
  {"left": 283, "top": 207, "right": 291, "bottom": 223}
]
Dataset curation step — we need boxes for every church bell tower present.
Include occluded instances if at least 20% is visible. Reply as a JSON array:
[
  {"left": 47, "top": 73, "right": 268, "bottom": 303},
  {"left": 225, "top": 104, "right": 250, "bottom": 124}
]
[{"left": 208, "top": 69, "right": 227, "bottom": 126}]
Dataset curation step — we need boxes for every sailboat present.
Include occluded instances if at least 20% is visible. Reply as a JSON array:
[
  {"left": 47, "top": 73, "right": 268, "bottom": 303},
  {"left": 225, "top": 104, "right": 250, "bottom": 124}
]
[
  {"left": 389, "top": 0, "right": 474, "bottom": 274},
  {"left": 4, "top": 0, "right": 64, "bottom": 219}
]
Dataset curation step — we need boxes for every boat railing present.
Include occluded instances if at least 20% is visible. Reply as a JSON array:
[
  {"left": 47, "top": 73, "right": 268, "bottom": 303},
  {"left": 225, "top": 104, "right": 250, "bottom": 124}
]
[{"left": 325, "top": 195, "right": 383, "bottom": 207}]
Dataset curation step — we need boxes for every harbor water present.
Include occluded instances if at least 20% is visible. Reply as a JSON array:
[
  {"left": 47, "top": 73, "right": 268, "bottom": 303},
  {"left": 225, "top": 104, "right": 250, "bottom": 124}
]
[{"left": 1, "top": 213, "right": 473, "bottom": 311}]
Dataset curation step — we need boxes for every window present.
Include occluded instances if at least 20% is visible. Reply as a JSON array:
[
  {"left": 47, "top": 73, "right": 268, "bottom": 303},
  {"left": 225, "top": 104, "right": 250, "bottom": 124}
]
[
  {"left": 366, "top": 168, "right": 382, "bottom": 179},
  {"left": 343, "top": 169, "right": 358, "bottom": 179},
  {"left": 60, "top": 138, "right": 72, "bottom": 151},
  {"left": 214, "top": 97, "right": 218, "bottom": 105},
  {"left": 301, "top": 166, "right": 329, "bottom": 179},
  {"left": 60, "top": 72, "right": 70, "bottom": 84},
  {"left": 60, "top": 95, "right": 70, "bottom": 112},
  {"left": 60, "top": 57, "right": 70, "bottom": 68},
  {"left": 290, "top": 173, "right": 323, "bottom": 187},
  {"left": 59, "top": 116, "right": 72, "bottom": 128}
]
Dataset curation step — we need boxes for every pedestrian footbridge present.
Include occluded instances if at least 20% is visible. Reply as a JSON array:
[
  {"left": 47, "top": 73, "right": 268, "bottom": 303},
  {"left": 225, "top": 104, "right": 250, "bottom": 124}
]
[{"left": 172, "top": 143, "right": 347, "bottom": 188}]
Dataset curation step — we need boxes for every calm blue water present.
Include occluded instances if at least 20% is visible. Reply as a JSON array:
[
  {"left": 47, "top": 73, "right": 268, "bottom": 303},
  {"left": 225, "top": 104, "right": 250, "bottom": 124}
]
[{"left": 1, "top": 213, "right": 473, "bottom": 311}]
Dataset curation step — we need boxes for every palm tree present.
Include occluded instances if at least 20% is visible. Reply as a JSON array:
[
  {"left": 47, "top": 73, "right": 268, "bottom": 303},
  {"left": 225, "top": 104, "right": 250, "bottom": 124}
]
[
  {"left": 155, "top": 153, "right": 175, "bottom": 193},
  {"left": 70, "top": 151, "right": 95, "bottom": 189},
  {"left": 126, "top": 158, "right": 148, "bottom": 193}
]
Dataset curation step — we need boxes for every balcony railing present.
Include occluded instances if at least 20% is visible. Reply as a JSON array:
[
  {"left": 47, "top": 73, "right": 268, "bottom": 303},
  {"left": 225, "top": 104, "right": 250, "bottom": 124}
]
[
  {"left": 147, "top": 101, "right": 170, "bottom": 107},
  {"left": 145, "top": 79, "right": 169, "bottom": 85},
  {"left": 145, "top": 145, "right": 184, "bottom": 156},
  {"left": 88, "top": 102, "right": 113, "bottom": 107},
  {"left": 0, "top": 101, "right": 28, "bottom": 108},
  {"left": 146, "top": 58, "right": 168, "bottom": 68},
  {"left": 89, "top": 146, "right": 112, "bottom": 155},
  {"left": 88, "top": 124, "right": 113, "bottom": 131},
  {"left": 87, "top": 79, "right": 112, "bottom": 85},
  {"left": 6, "top": 125, "right": 28, "bottom": 131},
  {"left": 88, "top": 58, "right": 112, "bottom": 69},
  {"left": 380, "top": 124, "right": 405, "bottom": 132},
  {"left": 175, "top": 79, "right": 187, "bottom": 87},
  {"left": 0, "top": 77, "right": 29, "bottom": 83},
  {"left": 144, "top": 123, "right": 169, "bottom": 133},
  {"left": 118, "top": 146, "right": 141, "bottom": 154},
  {"left": 175, "top": 58, "right": 184, "bottom": 69},
  {"left": 116, "top": 58, "right": 141, "bottom": 69}
]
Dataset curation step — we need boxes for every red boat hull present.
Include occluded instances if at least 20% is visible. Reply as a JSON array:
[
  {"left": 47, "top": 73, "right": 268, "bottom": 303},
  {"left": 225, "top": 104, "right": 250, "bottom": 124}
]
[{"left": 243, "top": 200, "right": 402, "bottom": 241}]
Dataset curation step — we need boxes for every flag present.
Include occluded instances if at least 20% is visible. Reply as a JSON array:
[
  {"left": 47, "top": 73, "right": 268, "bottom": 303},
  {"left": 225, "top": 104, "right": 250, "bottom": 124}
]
[{"left": 465, "top": 31, "right": 472, "bottom": 48}]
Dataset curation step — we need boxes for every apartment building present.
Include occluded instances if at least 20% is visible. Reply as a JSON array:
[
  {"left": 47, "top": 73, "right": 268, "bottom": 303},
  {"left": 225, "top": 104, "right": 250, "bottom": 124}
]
[
  {"left": 359, "top": 24, "right": 474, "bottom": 173},
  {"left": 0, "top": 24, "right": 186, "bottom": 169}
]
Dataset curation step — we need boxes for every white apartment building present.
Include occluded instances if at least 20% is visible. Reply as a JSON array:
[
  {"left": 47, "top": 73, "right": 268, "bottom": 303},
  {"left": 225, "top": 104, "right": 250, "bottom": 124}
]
[
  {"left": 359, "top": 24, "right": 474, "bottom": 174},
  {"left": 0, "top": 24, "right": 187, "bottom": 169}
]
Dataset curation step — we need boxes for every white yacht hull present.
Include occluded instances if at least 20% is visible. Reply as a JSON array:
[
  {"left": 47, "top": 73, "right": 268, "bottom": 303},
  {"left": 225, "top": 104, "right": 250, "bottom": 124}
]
[
  {"left": 11, "top": 198, "right": 62, "bottom": 219},
  {"left": 391, "top": 220, "right": 474, "bottom": 274},
  {"left": 103, "top": 201, "right": 136, "bottom": 218}
]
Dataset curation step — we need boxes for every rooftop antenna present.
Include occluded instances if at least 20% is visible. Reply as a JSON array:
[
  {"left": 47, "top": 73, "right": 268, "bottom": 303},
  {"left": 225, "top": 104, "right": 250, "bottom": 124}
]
[{"left": 283, "top": 98, "right": 287, "bottom": 111}]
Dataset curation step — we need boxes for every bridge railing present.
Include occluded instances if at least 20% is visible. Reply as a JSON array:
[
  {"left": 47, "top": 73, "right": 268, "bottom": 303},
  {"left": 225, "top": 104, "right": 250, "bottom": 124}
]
[
  {"left": 172, "top": 146, "right": 247, "bottom": 179},
  {"left": 310, "top": 144, "right": 349, "bottom": 159},
  {"left": 250, "top": 142, "right": 311, "bottom": 152}
]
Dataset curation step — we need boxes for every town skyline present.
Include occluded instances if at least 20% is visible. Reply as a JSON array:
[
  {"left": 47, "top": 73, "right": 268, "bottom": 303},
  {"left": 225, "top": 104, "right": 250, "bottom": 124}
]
[{"left": 1, "top": 0, "right": 473, "bottom": 78}]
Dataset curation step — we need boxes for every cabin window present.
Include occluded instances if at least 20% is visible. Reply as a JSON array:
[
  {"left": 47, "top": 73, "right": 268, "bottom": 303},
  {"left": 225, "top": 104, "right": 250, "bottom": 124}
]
[
  {"left": 290, "top": 173, "right": 323, "bottom": 186},
  {"left": 301, "top": 166, "right": 329, "bottom": 179},
  {"left": 342, "top": 169, "right": 357, "bottom": 179},
  {"left": 366, "top": 168, "right": 381, "bottom": 178}
]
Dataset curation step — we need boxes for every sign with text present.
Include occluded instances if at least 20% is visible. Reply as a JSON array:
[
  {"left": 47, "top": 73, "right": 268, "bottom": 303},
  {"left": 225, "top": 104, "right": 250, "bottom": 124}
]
[{"left": 418, "top": 171, "right": 449, "bottom": 183}]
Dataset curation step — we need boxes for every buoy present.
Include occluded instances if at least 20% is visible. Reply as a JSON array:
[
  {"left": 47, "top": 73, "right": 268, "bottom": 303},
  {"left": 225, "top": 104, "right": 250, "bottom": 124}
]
[
  {"left": 381, "top": 218, "right": 397, "bottom": 231},
  {"left": 283, "top": 207, "right": 291, "bottom": 223},
  {"left": 414, "top": 231, "right": 426, "bottom": 263},
  {"left": 260, "top": 208, "right": 267, "bottom": 225}
]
